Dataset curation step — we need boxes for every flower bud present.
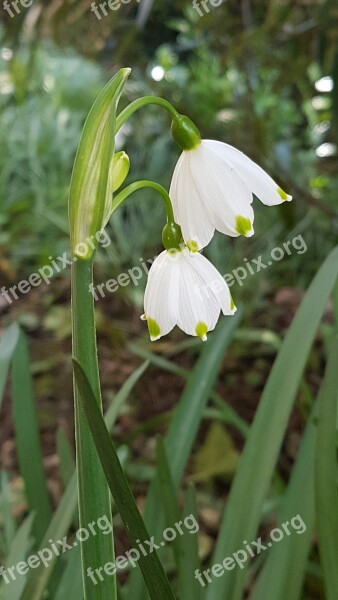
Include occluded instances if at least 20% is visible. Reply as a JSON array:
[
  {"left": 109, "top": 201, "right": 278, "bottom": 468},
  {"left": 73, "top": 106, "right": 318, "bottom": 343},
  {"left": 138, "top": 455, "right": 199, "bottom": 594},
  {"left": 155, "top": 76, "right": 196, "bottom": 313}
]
[
  {"left": 171, "top": 114, "right": 201, "bottom": 151},
  {"left": 102, "top": 151, "right": 130, "bottom": 228},
  {"left": 69, "top": 68, "right": 131, "bottom": 260},
  {"left": 112, "top": 151, "right": 130, "bottom": 193},
  {"left": 162, "top": 221, "right": 184, "bottom": 252}
]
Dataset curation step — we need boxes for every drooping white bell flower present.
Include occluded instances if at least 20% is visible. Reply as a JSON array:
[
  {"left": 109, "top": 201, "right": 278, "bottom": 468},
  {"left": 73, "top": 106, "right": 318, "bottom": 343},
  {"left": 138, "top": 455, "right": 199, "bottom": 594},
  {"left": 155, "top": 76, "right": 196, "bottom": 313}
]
[
  {"left": 142, "top": 247, "right": 236, "bottom": 341},
  {"left": 169, "top": 140, "right": 292, "bottom": 251}
]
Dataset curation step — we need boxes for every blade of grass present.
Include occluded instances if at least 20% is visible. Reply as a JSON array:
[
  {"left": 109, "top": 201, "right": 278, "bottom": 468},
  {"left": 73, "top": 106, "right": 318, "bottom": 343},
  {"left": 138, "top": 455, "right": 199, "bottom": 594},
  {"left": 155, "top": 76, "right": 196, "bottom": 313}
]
[
  {"left": 315, "top": 336, "right": 338, "bottom": 600},
  {"left": 0, "top": 471, "right": 16, "bottom": 554},
  {"left": 73, "top": 358, "right": 176, "bottom": 600},
  {"left": 20, "top": 363, "right": 148, "bottom": 600},
  {"left": 128, "top": 312, "right": 241, "bottom": 600},
  {"left": 205, "top": 244, "right": 338, "bottom": 600},
  {"left": 54, "top": 545, "right": 83, "bottom": 600},
  {"left": 56, "top": 428, "right": 75, "bottom": 489},
  {"left": 128, "top": 337, "right": 248, "bottom": 438},
  {"left": 156, "top": 439, "right": 181, "bottom": 567},
  {"left": 11, "top": 329, "right": 52, "bottom": 545},
  {"left": 250, "top": 405, "right": 317, "bottom": 600},
  {"left": 0, "top": 513, "right": 34, "bottom": 600},
  {"left": 179, "top": 485, "right": 201, "bottom": 600},
  {"left": 105, "top": 361, "right": 149, "bottom": 431},
  {"left": 20, "top": 473, "right": 77, "bottom": 600},
  {"left": 0, "top": 323, "right": 19, "bottom": 410}
]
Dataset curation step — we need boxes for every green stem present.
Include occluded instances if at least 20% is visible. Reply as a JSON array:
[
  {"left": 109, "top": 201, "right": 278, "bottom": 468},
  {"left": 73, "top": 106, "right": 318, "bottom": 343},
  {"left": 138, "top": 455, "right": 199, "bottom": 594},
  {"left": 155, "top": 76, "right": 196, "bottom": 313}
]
[
  {"left": 112, "top": 180, "right": 175, "bottom": 223},
  {"left": 115, "top": 96, "right": 179, "bottom": 132},
  {"left": 71, "top": 258, "right": 116, "bottom": 600}
]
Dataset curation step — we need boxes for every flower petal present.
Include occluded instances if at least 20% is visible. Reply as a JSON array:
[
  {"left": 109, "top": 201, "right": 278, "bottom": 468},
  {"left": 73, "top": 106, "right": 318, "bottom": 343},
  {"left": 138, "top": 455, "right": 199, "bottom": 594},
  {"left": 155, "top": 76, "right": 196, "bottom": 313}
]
[
  {"left": 188, "top": 142, "right": 255, "bottom": 238},
  {"left": 144, "top": 251, "right": 179, "bottom": 340},
  {"left": 186, "top": 251, "right": 236, "bottom": 316},
  {"left": 176, "top": 249, "right": 226, "bottom": 338},
  {"left": 170, "top": 152, "right": 215, "bottom": 250},
  {"left": 206, "top": 140, "right": 292, "bottom": 206}
]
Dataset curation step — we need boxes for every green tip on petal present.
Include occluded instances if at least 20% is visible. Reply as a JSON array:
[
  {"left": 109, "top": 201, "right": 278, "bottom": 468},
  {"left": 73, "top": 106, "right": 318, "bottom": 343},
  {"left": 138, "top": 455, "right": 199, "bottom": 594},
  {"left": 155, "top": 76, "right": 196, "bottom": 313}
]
[
  {"left": 196, "top": 322, "right": 208, "bottom": 341},
  {"left": 187, "top": 240, "right": 199, "bottom": 253},
  {"left": 277, "top": 187, "right": 292, "bottom": 201},
  {"left": 230, "top": 295, "right": 236, "bottom": 312},
  {"left": 235, "top": 216, "right": 253, "bottom": 237},
  {"left": 147, "top": 318, "right": 161, "bottom": 341}
]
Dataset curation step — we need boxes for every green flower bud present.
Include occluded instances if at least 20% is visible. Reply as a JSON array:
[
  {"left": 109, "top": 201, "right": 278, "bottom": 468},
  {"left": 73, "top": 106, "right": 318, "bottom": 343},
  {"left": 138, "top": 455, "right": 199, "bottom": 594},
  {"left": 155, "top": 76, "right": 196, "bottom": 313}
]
[
  {"left": 171, "top": 114, "right": 201, "bottom": 151},
  {"left": 69, "top": 68, "right": 130, "bottom": 260},
  {"left": 112, "top": 151, "right": 130, "bottom": 193},
  {"left": 162, "top": 221, "right": 184, "bottom": 252},
  {"left": 102, "top": 151, "right": 130, "bottom": 228}
]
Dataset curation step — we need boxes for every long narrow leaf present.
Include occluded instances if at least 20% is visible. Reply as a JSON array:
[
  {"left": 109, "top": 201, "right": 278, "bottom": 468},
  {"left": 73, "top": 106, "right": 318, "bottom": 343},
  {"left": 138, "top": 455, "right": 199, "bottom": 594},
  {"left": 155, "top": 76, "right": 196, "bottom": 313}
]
[
  {"left": 20, "top": 362, "right": 148, "bottom": 600},
  {"left": 0, "top": 513, "right": 34, "bottom": 600},
  {"left": 206, "top": 244, "right": 338, "bottom": 600},
  {"left": 156, "top": 439, "right": 181, "bottom": 567},
  {"left": 73, "top": 359, "right": 176, "bottom": 600},
  {"left": 179, "top": 485, "right": 201, "bottom": 600},
  {"left": 54, "top": 545, "right": 83, "bottom": 600},
  {"left": 129, "top": 312, "right": 241, "bottom": 599},
  {"left": 20, "top": 473, "right": 77, "bottom": 600},
  {"left": 251, "top": 405, "right": 317, "bottom": 600},
  {"left": 315, "top": 336, "right": 338, "bottom": 600},
  {"left": 0, "top": 323, "right": 19, "bottom": 410},
  {"left": 128, "top": 343, "right": 248, "bottom": 437},
  {"left": 11, "top": 329, "right": 52, "bottom": 545}
]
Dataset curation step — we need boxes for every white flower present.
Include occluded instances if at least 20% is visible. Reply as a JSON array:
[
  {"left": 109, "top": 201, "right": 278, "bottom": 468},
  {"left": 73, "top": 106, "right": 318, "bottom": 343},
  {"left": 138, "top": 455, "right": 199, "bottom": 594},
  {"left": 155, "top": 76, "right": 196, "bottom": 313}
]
[
  {"left": 142, "top": 247, "right": 236, "bottom": 341},
  {"left": 169, "top": 140, "right": 292, "bottom": 251}
]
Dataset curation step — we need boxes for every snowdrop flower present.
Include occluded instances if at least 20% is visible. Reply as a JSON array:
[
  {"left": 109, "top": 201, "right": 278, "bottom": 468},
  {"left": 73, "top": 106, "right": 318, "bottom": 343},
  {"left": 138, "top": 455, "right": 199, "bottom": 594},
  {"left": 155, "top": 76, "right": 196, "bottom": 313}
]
[
  {"left": 169, "top": 139, "right": 292, "bottom": 251},
  {"left": 142, "top": 246, "right": 236, "bottom": 341}
]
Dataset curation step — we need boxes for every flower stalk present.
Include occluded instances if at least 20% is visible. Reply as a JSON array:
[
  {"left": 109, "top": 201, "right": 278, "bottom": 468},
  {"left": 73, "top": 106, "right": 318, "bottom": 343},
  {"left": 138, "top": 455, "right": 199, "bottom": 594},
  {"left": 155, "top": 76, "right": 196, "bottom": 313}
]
[{"left": 71, "top": 258, "right": 116, "bottom": 599}]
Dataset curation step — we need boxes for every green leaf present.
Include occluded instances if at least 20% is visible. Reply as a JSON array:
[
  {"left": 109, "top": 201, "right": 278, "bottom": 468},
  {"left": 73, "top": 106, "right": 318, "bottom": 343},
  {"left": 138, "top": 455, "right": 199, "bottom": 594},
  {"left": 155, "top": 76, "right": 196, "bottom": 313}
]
[
  {"left": 54, "top": 546, "right": 83, "bottom": 600},
  {"left": 0, "top": 323, "right": 19, "bottom": 410},
  {"left": 20, "top": 362, "right": 148, "bottom": 600},
  {"left": 128, "top": 342, "right": 248, "bottom": 438},
  {"left": 205, "top": 244, "right": 338, "bottom": 600},
  {"left": 73, "top": 359, "right": 176, "bottom": 600},
  {"left": 0, "top": 471, "right": 16, "bottom": 555},
  {"left": 156, "top": 438, "right": 181, "bottom": 567},
  {"left": 69, "top": 68, "right": 130, "bottom": 259},
  {"left": 251, "top": 406, "right": 317, "bottom": 600},
  {"left": 128, "top": 312, "right": 241, "bottom": 600},
  {"left": 0, "top": 513, "right": 34, "bottom": 600},
  {"left": 105, "top": 361, "right": 149, "bottom": 431},
  {"left": 178, "top": 486, "right": 201, "bottom": 600},
  {"left": 11, "top": 329, "right": 52, "bottom": 545},
  {"left": 20, "top": 474, "right": 77, "bottom": 600},
  {"left": 56, "top": 428, "right": 75, "bottom": 489},
  {"left": 315, "top": 336, "right": 338, "bottom": 600}
]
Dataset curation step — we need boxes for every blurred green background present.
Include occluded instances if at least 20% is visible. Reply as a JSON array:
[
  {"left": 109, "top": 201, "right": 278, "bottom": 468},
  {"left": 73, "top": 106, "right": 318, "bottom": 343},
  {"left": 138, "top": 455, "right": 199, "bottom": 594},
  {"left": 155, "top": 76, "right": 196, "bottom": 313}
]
[{"left": 1, "top": 1, "right": 338, "bottom": 598}]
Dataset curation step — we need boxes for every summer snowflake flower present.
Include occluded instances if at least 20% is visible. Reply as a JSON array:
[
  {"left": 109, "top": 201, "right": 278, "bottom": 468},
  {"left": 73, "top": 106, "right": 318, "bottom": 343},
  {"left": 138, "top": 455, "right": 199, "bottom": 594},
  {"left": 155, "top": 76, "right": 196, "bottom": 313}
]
[
  {"left": 142, "top": 247, "right": 236, "bottom": 341},
  {"left": 169, "top": 140, "right": 293, "bottom": 251}
]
